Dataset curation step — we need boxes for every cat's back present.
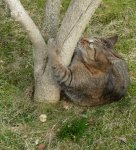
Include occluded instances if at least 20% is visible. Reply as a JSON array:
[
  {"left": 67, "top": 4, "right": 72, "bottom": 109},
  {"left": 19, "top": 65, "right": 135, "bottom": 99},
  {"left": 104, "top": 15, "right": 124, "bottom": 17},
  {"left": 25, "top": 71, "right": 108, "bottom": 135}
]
[{"left": 111, "top": 57, "right": 130, "bottom": 88}]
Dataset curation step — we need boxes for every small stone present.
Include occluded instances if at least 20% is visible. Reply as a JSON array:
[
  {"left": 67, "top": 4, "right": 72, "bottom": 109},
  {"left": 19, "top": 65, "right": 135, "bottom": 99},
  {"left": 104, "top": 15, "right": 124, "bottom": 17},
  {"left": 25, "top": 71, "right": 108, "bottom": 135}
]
[{"left": 39, "top": 114, "right": 47, "bottom": 122}]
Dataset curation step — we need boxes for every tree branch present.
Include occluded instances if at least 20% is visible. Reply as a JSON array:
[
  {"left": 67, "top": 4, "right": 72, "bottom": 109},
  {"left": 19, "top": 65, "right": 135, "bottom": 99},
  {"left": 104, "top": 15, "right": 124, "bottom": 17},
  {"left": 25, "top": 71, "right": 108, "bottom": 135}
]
[
  {"left": 57, "top": 0, "right": 102, "bottom": 66},
  {"left": 3, "top": 0, "right": 47, "bottom": 77},
  {"left": 45, "top": 0, "right": 61, "bottom": 40}
]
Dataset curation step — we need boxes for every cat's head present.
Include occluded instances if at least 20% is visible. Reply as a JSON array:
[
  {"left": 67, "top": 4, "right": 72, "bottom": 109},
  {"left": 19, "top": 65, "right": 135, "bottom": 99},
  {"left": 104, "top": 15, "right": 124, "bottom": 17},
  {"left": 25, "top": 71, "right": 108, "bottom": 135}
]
[{"left": 76, "top": 35, "right": 119, "bottom": 65}]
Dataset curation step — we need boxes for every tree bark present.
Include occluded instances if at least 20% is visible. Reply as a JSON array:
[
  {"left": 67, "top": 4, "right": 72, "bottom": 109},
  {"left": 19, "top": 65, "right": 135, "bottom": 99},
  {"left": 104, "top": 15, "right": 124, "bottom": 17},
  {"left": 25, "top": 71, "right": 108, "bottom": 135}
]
[{"left": 45, "top": 0, "right": 61, "bottom": 40}]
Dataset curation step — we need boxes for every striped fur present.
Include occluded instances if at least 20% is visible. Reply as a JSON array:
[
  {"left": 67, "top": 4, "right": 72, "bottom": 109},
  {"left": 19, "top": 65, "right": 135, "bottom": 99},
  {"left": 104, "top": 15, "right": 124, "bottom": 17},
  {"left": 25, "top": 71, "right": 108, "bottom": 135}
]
[{"left": 48, "top": 36, "right": 130, "bottom": 106}]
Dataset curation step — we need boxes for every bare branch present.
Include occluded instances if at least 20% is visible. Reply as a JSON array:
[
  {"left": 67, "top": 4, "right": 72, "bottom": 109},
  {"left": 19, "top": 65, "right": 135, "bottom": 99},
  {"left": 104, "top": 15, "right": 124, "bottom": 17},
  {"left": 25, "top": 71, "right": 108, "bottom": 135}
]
[
  {"left": 3, "top": 0, "right": 47, "bottom": 77},
  {"left": 45, "top": 0, "right": 61, "bottom": 40},
  {"left": 57, "top": 0, "right": 102, "bottom": 66}
]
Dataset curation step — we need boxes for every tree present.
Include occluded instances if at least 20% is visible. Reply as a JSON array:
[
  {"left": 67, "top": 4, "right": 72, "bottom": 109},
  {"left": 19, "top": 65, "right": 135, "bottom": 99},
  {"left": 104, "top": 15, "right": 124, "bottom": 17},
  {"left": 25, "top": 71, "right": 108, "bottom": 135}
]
[{"left": 3, "top": 0, "right": 102, "bottom": 103}]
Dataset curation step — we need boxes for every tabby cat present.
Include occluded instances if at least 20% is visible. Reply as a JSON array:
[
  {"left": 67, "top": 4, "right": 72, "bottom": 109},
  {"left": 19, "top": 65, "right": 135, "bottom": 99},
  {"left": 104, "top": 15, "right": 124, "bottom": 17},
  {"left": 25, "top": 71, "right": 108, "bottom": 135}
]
[{"left": 48, "top": 36, "right": 130, "bottom": 106}]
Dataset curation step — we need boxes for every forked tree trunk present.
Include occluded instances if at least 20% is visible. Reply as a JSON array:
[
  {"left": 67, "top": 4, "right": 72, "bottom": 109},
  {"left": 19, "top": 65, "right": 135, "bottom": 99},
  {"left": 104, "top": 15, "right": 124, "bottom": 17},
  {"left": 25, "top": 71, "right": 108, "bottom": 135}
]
[
  {"left": 3, "top": 0, "right": 102, "bottom": 103},
  {"left": 35, "top": 0, "right": 102, "bottom": 102}
]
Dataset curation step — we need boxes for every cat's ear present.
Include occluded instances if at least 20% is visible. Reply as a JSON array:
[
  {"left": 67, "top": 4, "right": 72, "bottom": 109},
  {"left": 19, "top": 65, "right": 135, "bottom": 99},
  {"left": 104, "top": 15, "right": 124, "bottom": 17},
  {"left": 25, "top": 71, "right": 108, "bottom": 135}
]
[
  {"left": 107, "top": 35, "right": 118, "bottom": 46},
  {"left": 102, "top": 35, "right": 118, "bottom": 48}
]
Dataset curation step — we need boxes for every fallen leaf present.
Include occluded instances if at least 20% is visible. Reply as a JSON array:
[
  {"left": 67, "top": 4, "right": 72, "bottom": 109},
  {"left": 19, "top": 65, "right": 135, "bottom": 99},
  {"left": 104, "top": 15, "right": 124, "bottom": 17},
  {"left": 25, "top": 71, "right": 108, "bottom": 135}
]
[{"left": 37, "top": 144, "right": 46, "bottom": 150}]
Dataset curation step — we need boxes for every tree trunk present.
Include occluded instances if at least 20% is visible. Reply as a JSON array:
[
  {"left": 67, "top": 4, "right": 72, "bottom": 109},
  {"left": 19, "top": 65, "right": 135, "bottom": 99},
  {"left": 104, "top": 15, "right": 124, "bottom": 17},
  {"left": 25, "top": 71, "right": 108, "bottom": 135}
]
[{"left": 3, "top": 0, "right": 102, "bottom": 103}]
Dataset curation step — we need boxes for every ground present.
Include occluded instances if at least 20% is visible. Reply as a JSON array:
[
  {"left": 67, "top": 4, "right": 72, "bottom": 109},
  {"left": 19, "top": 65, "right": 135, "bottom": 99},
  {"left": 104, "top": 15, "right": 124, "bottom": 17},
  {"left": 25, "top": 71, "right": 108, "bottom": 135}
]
[{"left": 0, "top": 0, "right": 136, "bottom": 149}]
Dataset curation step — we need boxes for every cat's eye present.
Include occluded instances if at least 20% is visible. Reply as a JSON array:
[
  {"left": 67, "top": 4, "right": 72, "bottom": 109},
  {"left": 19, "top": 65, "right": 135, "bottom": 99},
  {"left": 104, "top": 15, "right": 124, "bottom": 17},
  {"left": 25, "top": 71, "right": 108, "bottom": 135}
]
[
  {"left": 88, "top": 39, "right": 94, "bottom": 49},
  {"left": 89, "top": 39, "right": 94, "bottom": 43}
]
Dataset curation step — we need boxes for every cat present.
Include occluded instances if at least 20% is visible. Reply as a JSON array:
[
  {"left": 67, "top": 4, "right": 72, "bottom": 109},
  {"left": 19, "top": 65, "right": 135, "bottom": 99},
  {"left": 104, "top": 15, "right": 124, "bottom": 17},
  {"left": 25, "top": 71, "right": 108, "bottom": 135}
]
[{"left": 48, "top": 35, "right": 130, "bottom": 106}]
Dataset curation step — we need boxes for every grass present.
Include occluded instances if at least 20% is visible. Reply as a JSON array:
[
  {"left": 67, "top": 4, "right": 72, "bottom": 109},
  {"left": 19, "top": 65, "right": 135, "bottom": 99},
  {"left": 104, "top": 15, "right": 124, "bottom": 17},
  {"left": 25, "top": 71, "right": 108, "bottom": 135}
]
[
  {"left": 0, "top": 0, "right": 136, "bottom": 149},
  {"left": 57, "top": 117, "right": 89, "bottom": 141}
]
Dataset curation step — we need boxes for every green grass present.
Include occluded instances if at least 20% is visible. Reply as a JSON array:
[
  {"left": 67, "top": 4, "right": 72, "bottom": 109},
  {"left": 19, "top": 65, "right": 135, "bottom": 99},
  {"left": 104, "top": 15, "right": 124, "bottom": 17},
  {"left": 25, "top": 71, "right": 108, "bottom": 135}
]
[
  {"left": 57, "top": 117, "right": 89, "bottom": 141},
  {"left": 0, "top": 0, "right": 136, "bottom": 149}
]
